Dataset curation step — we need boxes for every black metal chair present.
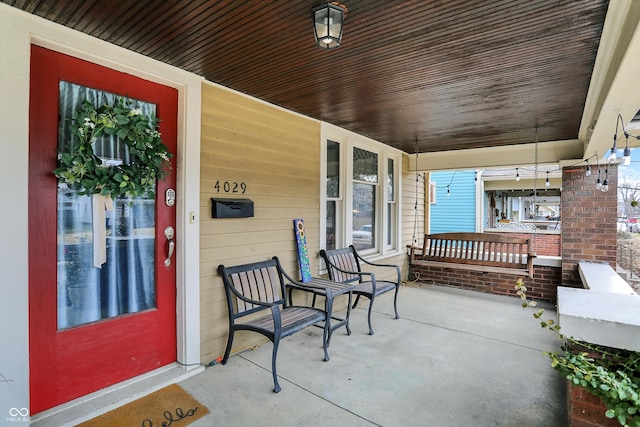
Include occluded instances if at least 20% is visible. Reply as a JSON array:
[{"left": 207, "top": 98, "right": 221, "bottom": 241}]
[
  {"left": 320, "top": 245, "right": 400, "bottom": 335},
  {"left": 218, "top": 257, "right": 330, "bottom": 392}
]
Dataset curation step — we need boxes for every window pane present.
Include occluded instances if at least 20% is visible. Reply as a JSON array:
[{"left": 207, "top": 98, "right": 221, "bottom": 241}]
[
  {"left": 326, "top": 200, "right": 336, "bottom": 250},
  {"left": 327, "top": 140, "right": 340, "bottom": 198},
  {"left": 353, "top": 147, "right": 378, "bottom": 183},
  {"left": 387, "top": 158, "right": 394, "bottom": 201},
  {"left": 352, "top": 182, "right": 375, "bottom": 250},
  {"left": 387, "top": 202, "right": 396, "bottom": 246}
]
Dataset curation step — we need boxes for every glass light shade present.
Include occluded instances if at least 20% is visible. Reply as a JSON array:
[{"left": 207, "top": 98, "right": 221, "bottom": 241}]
[
  {"left": 623, "top": 146, "right": 632, "bottom": 166},
  {"left": 312, "top": 3, "right": 345, "bottom": 50}
]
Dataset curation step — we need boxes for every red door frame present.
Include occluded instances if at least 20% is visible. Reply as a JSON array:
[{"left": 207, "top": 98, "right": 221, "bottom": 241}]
[{"left": 29, "top": 46, "right": 178, "bottom": 414}]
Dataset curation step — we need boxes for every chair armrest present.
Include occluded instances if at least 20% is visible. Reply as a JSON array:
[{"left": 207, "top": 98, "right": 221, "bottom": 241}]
[
  {"left": 526, "top": 252, "right": 536, "bottom": 278},
  {"left": 286, "top": 281, "right": 332, "bottom": 294},
  {"left": 271, "top": 256, "right": 333, "bottom": 303},
  {"left": 326, "top": 261, "right": 374, "bottom": 281},
  {"left": 325, "top": 260, "right": 376, "bottom": 293},
  {"left": 406, "top": 244, "right": 423, "bottom": 255},
  {"left": 351, "top": 246, "right": 401, "bottom": 285},
  {"left": 351, "top": 245, "right": 397, "bottom": 268},
  {"left": 274, "top": 256, "right": 325, "bottom": 288}
]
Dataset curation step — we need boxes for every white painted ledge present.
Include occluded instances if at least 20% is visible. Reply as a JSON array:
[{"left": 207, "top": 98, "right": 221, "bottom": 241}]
[
  {"left": 534, "top": 255, "right": 561, "bottom": 268},
  {"left": 578, "top": 260, "right": 637, "bottom": 295},
  {"left": 557, "top": 261, "right": 640, "bottom": 352}
]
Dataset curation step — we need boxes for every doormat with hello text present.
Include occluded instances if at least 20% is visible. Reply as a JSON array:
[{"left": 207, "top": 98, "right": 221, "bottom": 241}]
[{"left": 76, "top": 383, "right": 209, "bottom": 427}]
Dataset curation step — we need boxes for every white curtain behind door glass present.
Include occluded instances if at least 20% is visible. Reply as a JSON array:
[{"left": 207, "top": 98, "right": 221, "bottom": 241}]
[{"left": 57, "top": 81, "right": 157, "bottom": 330}]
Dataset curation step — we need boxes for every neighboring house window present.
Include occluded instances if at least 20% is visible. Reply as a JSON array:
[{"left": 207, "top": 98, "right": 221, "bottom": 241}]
[
  {"left": 429, "top": 181, "right": 436, "bottom": 204},
  {"left": 321, "top": 126, "right": 401, "bottom": 258}
]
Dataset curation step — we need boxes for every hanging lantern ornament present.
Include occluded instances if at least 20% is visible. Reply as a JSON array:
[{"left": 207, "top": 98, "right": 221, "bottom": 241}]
[{"left": 312, "top": 2, "right": 346, "bottom": 50}]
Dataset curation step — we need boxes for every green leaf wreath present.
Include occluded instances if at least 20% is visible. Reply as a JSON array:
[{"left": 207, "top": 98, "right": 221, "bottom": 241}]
[{"left": 53, "top": 98, "right": 173, "bottom": 199}]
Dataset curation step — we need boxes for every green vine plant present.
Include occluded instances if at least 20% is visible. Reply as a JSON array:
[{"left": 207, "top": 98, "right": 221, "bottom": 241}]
[
  {"left": 515, "top": 278, "right": 640, "bottom": 426},
  {"left": 53, "top": 98, "right": 173, "bottom": 199}
]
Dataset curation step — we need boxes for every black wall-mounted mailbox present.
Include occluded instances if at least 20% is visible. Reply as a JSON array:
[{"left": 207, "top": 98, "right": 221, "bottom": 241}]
[{"left": 211, "top": 198, "right": 254, "bottom": 218}]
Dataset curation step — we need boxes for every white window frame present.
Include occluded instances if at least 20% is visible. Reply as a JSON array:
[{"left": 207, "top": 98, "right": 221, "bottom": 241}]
[
  {"left": 384, "top": 155, "right": 398, "bottom": 252},
  {"left": 320, "top": 123, "right": 402, "bottom": 266}
]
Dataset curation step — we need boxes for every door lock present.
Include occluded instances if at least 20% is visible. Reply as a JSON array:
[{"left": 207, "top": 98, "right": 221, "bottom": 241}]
[{"left": 165, "top": 189, "right": 176, "bottom": 207}]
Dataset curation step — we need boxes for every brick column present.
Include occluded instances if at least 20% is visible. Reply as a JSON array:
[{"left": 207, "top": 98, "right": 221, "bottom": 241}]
[{"left": 561, "top": 164, "right": 618, "bottom": 287}]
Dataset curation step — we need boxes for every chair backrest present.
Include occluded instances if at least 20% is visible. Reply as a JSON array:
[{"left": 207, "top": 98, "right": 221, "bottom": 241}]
[
  {"left": 320, "top": 246, "right": 361, "bottom": 284},
  {"left": 218, "top": 258, "right": 284, "bottom": 319}
]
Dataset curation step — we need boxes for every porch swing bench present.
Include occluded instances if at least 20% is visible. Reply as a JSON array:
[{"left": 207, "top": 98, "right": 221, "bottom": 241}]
[{"left": 407, "top": 232, "right": 536, "bottom": 278}]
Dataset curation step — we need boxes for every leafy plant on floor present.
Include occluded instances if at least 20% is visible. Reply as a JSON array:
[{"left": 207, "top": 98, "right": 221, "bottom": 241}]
[{"left": 515, "top": 278, "right": 640, "bottom": 427}]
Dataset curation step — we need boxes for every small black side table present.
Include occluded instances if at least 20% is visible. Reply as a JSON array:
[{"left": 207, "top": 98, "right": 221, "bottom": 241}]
[{"left": 286, "top": 277, "right": 356, "bottom": 360}]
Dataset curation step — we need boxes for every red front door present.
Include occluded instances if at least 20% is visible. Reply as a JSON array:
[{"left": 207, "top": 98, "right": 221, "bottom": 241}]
[{"left": 28, "top": 46, "right": 178, "bottom": 414}]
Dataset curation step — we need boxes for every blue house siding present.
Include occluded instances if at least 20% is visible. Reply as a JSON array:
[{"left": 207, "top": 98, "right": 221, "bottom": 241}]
[{"left": 430, "top": 170, "right": 476, "bottom": 233}]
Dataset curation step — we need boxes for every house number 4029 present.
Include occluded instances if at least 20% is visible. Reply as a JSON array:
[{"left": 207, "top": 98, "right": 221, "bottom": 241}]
[{"left": 215, "top": 180, "right": 247, "bottom": 194}]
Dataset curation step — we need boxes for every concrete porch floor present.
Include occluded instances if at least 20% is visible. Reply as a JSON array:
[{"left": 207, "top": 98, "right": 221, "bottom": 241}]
[{"left": 181, "top": 284, "right": 566, "bottom": 426}]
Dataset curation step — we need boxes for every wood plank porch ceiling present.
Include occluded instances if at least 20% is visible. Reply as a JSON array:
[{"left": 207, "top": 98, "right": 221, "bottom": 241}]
[{"left": 6, "top": 0, "right": 608, "bottom": 154}]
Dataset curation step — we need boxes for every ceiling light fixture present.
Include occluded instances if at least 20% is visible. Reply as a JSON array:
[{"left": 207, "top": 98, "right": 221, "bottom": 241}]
[{"left": 312, "top": 2, "right": 346, "bottom": 50}]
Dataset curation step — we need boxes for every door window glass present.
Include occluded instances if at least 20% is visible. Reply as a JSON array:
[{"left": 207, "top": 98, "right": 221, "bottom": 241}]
[{"left": 57, "top": 81, "right": 157, "bottom": 329}]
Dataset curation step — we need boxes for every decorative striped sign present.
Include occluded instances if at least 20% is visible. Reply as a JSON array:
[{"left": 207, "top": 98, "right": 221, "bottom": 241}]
[{"left": 293, "top": 219, "right": 312, "bottom": 282}]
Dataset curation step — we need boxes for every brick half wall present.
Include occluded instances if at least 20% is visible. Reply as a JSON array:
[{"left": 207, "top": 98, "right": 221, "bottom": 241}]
[
  {"left": 487, "top": 231, "right": 561, "bottom": 256},
  {"left": 409, "top": 264, "right": 561, "bottom": 302}
]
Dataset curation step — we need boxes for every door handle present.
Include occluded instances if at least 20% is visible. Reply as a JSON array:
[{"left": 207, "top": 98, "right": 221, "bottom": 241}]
[{"left": 164, "top": 226, "right": 175, "bottom": 267}]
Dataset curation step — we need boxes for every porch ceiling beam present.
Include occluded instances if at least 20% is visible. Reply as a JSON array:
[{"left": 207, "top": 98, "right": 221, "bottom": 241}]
[{"left": 411, "top": 139, "right": 583, "bottom": 172}]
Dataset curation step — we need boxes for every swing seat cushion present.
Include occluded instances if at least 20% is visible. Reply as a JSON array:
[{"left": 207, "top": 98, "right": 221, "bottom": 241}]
[{"left": 407, "top": 232, "right": 535, "bottom": 278}]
